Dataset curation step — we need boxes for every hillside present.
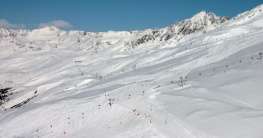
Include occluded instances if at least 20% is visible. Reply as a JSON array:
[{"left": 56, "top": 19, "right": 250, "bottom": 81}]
[{"left": 0, "top": 4, "right": 263, "bottom": 138}]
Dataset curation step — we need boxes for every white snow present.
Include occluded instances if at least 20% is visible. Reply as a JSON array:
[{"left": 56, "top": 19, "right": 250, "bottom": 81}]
[{"left": 0, "top": 4, "right": 263, "bottom": 138}]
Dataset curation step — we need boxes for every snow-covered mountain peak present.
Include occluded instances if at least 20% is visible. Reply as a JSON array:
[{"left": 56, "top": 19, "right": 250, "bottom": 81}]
[
  {"left": 166, "top": 11, "right": 228, "bottom": 36},
  {"left": 191, "top": 11, "right": 215, "bottom": 21},
  {"left": 190, "top": 11, "right": 226, "bottom": 25},
  {"left": 131, "top": 11, "right": 228, "bottom": 46},
  {"left": 26, "top": 26, "right": 63, "bottom": 41},
  {"left": 32, "top": 26, "right": 61, "bottom": 34}
]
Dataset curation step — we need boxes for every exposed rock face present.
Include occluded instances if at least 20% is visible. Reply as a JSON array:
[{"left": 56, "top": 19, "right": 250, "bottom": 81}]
[
  {"left": 133, "top": 30, "right": 160, "bottom": 45},
  {"left": 0, "top": 88, "right": 12, "bottom": 105}
]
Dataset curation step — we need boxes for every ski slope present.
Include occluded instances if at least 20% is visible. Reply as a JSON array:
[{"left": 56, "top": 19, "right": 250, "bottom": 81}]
[{"left": 0, "top": 4, "right": 263, "bottom": 138}]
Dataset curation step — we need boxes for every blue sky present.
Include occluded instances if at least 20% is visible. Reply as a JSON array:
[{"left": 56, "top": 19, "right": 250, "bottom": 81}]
[{"left": 0, "top": 0, "right": 262, "bottom": 31}]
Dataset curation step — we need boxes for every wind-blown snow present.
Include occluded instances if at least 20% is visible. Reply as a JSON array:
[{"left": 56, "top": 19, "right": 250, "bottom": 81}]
[{"left": 0, "top": 4, "right": 263, "bottom": 138}]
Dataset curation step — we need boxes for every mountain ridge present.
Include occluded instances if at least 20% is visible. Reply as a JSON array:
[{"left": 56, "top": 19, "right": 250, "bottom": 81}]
[{"left": 2, "top": 4, "right": 263, "bottom": 49}]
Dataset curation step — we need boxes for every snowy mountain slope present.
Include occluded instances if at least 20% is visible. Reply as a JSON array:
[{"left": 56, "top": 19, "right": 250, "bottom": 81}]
[{"left": 0, "top": 4, "right": 263, "bottom": 138}]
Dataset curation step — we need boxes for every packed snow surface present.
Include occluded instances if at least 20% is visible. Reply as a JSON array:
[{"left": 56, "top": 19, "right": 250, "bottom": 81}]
[{"left": 0, "top": 5, "right": 263, "bottom": 138}]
